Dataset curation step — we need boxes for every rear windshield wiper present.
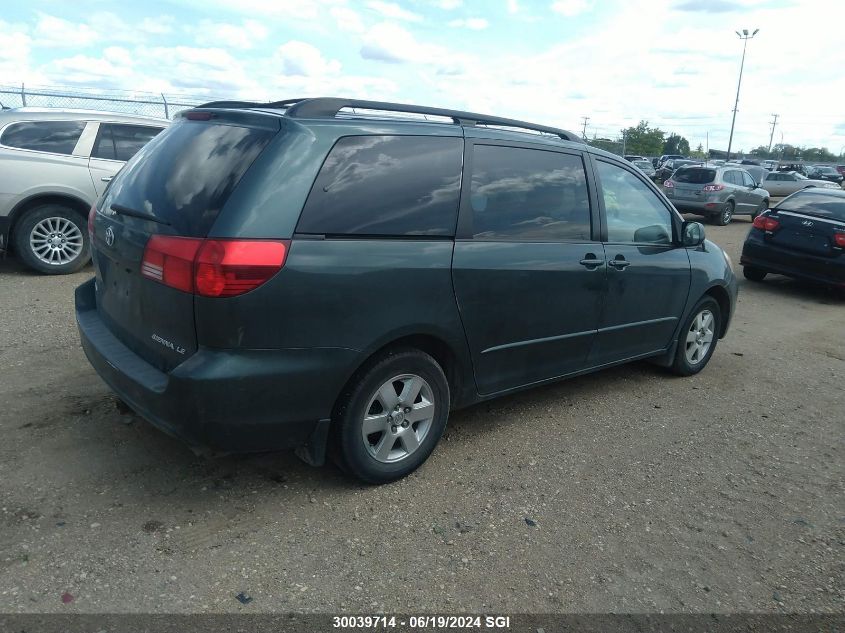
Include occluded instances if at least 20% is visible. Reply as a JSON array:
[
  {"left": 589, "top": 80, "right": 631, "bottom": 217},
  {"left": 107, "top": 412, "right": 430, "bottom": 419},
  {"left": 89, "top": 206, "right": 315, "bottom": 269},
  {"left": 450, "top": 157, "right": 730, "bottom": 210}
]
[{"left": 110, "top": 203, "right": 170, "bottom": 225}]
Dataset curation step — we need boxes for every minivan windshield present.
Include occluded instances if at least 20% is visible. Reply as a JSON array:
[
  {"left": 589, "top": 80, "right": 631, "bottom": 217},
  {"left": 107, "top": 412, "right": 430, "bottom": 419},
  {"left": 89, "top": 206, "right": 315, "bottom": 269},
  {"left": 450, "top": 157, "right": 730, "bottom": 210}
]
[
  {"left": 673, "top": 168, "right": 715, "bottom": 184},
  {"left": 102, "top": 119, "right": 276, "bottom": 236}
]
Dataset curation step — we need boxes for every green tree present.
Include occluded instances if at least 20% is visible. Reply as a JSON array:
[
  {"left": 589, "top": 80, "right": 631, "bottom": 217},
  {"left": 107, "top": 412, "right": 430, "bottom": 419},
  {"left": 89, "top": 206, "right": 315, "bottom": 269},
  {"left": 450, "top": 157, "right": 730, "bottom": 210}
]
[
  {"left": 801, "top": 147, "right": 837, "bottom": 162},
  {"left": 590, "top": 137, "right": 621, "bottom": 154},
  {"left": 663, "top": 133, "right": 690, "bottom": 156},
  {"left": 749, "top": 145, "right": 772, "bottom": 158},
  {"left": 622, "top": 121, "right": 665, "bottom": 156}
]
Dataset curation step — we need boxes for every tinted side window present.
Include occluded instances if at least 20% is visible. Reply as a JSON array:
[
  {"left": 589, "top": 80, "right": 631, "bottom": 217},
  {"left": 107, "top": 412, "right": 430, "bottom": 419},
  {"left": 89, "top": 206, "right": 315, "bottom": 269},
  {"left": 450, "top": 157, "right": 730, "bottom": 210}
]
[
  {"left": 469, "top": 145, "right": 591, "bottom": 241},
  {"left": 112, "top": 125, "right": 163, "bottom": 162},
  {"left": 724, "top": 171, "right": 739, "bottom": 185},
  {"left": 92, "top": 125, "right": 116, "bottom": 160},
  {"left": 741, "top": 171, "right": 755, "bottom": 187},
  {"left": 596, "top": 161, "right": 673, "bottom": 245},
  {"left": 1, "top": 120, "right": 86, "bottom": 155},
  {"left": 298, "top": 136, "right": 463, "bottom": 236}
]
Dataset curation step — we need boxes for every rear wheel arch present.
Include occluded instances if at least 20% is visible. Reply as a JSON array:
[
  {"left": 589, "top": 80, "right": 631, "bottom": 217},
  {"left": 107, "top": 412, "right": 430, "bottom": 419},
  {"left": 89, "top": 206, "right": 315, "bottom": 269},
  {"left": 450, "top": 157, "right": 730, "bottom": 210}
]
[{"left": 338, "top": 333, "right": 464, "bottom": 412}]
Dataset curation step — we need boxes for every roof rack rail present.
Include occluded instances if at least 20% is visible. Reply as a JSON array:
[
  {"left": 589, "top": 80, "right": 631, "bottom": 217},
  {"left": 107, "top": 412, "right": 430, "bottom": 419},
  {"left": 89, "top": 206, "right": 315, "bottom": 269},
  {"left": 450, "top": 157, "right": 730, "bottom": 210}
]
[
  {"left": 278, "top": 98, "right": 585, "bottom": 143},
  {"left": 196, "top": 98, "right": 307, "bottom": 110}
]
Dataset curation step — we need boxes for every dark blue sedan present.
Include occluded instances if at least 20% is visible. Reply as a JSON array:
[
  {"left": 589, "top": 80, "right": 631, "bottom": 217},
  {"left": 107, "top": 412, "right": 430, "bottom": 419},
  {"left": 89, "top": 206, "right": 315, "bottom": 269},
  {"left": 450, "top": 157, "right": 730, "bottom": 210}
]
[{"left": 741, "top": 188, "right": 845, "bottom": 288}]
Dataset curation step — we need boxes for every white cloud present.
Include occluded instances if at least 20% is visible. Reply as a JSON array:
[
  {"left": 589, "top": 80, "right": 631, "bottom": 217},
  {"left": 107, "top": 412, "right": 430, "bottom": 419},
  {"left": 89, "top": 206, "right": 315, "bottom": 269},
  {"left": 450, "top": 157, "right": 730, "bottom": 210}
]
[
  {"left": 360, "top": 22, "right": 467, "bottom": 75},
  {"left": 366, "top": 1, "right": 424, "bottom": 22},
  {"left": 448, "top": 18, "right": 489, "bottom": 30},
  {"left": 194, "top": 19, "right": 269, "bottom": 49},
  {"left": 276, "top": 41, "right": 341, "bottom": 77},
  {"left": 33, "top": 13, "right": 98, "bottom": 48},
  {"left": 139, "top": 17, "right": 175, "bottom": 36},
  {"left": 550, "top": 0, "right": 592, "bottom": 17},
  {"left": 102, "top": 46, "right": 134, "bottom": 67},
  {"left": 436, "top": 0, "right": 463, "bottom": 8},
  {"left": 330, "top": 7, "right": 366, "bottom": 33},
  {"left": 507, "top": 0, "right": 520, "bottom": 14}
]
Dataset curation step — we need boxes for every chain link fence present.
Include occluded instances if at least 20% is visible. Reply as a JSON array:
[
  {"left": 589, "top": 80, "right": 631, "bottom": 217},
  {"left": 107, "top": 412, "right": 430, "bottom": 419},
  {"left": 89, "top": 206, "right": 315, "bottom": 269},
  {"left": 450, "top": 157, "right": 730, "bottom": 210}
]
[{"left": 0, "top": 84, "right": 212, "bottom": 119}]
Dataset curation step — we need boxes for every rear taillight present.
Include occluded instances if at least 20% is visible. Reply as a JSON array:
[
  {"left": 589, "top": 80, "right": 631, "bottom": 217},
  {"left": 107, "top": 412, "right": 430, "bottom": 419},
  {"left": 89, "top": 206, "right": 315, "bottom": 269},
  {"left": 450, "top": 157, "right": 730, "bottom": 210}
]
[
  {"left": 141, "top": 236, "right": 288, "bottom": 297},
  {"left": 834, "top": 232, "right": 845, "bottom": 248},
  {"left": 702, "top": 184, "right": 725, "bottom": 192},
  {"left": 88, "top": 204, "right": 96, "bottom": 237},
  {"left": 752, "top": 214, "right": 780, "bottom": 232},
  {"left": 664, "top": 179, "right": 674, "bottom": 188}
]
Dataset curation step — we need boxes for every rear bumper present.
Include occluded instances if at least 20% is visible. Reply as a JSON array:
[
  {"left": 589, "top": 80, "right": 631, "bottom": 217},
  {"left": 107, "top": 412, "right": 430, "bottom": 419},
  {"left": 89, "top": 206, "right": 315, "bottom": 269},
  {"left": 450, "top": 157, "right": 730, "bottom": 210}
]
[
  {"left": 666, "top": 196, "right": 724, "bottom": 215},
  {"left": 741, "top": 236, "right": 845, "bottom": 287},
  {"left": 75, "top": 278, "right": 361, "bottom": 453}
]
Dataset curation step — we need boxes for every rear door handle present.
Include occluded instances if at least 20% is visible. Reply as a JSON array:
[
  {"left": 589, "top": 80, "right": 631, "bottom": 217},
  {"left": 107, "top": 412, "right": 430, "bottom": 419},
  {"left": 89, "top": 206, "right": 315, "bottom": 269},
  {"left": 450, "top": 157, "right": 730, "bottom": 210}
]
[
  {"left": 579, "top": 254, "right": 603, "bottom": 269},
  {"left": 608, "top": 256, "right": 630, "bottom": 270}
]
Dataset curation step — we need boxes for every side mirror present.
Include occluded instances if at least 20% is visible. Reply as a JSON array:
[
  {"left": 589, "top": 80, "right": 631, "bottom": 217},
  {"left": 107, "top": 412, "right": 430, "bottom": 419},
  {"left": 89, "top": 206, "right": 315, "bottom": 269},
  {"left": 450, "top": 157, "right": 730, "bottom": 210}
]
[{"left": 682, "top": 221, "right": 705, "bottom": 247}]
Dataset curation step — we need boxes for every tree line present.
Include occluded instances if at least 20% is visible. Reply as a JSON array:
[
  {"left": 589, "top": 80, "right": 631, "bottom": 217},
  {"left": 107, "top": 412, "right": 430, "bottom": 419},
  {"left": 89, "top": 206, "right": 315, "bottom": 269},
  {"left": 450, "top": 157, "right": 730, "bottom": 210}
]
[{"left": 590, "top": 120, "right": 841, "bottom": 162}]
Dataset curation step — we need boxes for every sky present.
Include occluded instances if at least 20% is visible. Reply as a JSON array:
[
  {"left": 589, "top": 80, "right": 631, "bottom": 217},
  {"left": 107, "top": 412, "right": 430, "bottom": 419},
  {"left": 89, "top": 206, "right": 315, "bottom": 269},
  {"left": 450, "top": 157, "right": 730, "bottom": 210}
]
[{"left": 1, "top": 0, "right": 843, "bottom": 154}]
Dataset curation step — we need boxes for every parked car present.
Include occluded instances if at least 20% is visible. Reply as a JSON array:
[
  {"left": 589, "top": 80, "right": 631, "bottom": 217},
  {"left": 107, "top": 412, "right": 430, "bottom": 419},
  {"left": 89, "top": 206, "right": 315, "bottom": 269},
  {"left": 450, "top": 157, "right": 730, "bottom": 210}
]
[
  {"left": 743, "top": 165, "right": 769, "bottom": 187},
  {"left": 663, "top": 166, "right": 769, "bottom": 225},
  {"left": 776, "top": 162, "right": 808, "bottom": 176},
  {"left": 632, "top": 158, "right": 656, "bottom": 178},
  {"left": 655, "top": 159, "right": 699, "bottom": 183},
  {"left": 835, "top": 165, "right": 845, "bottom": 176},
  {"left": 761, "top": 160, "right": 778, "bottom": 170},
  {"left": 741, "top": 188, "right": 845, "bottom": 288},
  {"left": 623, "top": 155, "right": 646, "bottom": 162},
  {"left": 76, "top": 97, "right": 738, "bottom": 484},
  {"left": 760, "top": 171, "right": 841, "bottom": 197},
  {"left": 0, "top": 108, "right": 167, "bottom": 273},
  {"left": 806, "top": 165, "right": 844, "bottom": 185},
  {"left": 657, "top": 154, "right": 686, "bottom": 168}
]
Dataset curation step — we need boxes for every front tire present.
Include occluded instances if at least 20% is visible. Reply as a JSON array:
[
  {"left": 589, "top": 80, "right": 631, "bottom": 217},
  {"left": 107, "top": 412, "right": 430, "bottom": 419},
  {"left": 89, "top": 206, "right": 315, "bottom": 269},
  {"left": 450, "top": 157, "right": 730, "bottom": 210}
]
[
  {"left": 670, "top": 297, "right": 721, "bottom": 376},
  {"left": 332, "top": 348, "right": 450, "bottom": 484},
  {"left": 13, "top": 205, "right": 90, "bottom": 274},
  {"left": 743, "top": 266, "right": 767, "bottom": 282}
]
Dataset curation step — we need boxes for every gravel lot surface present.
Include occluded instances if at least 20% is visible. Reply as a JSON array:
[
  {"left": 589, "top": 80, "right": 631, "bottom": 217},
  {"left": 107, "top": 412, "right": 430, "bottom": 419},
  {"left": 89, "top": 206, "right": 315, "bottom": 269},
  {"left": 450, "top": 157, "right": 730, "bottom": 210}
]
[{"left": 0, "top": 217, "right": 842, "bottom": 614}]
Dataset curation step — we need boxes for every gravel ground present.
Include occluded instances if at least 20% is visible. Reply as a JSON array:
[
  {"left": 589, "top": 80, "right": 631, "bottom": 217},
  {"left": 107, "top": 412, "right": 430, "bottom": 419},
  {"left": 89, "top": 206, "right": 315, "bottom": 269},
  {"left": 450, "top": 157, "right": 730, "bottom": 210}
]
[{"left": 0, "top": 217, "right": 842, "bottom": 615}]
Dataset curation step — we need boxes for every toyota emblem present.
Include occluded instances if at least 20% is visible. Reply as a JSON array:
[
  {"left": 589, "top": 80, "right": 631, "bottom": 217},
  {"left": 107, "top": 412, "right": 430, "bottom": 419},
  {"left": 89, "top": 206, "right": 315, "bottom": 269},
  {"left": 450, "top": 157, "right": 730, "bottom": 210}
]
[{"left": 105, "top": 226, "right": 115, "bottom": 247}]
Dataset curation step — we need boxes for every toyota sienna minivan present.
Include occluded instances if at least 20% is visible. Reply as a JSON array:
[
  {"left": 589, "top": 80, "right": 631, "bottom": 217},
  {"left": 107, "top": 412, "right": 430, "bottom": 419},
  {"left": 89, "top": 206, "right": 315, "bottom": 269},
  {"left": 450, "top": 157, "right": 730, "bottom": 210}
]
[{"left": 77, "top": 98, "right": 738, "bottom": 483}]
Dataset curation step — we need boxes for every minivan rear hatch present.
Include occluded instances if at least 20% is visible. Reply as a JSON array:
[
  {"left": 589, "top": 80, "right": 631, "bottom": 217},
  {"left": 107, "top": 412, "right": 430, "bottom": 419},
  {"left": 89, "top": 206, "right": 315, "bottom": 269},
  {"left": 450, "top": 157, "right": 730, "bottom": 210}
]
[{"left": 90, "top": 111, "right": 279, "bottom": 371}]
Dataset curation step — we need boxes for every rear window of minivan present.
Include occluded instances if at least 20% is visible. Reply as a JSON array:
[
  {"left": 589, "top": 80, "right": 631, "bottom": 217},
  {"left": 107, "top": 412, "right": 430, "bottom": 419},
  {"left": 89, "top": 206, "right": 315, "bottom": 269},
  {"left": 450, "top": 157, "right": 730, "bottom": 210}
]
[
  {"left": 102, "top": 120, "right": 275, "bottom": 236},
  {"left": 673, "top": 168, "right": 716, "bottom": 184}
]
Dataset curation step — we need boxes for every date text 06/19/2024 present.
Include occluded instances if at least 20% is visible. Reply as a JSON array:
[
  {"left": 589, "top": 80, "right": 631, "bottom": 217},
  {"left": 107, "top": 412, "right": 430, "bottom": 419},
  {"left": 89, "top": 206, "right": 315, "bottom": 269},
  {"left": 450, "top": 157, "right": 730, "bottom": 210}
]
[{"left": 332, "top": 615, "right": 512, "bottom": 629}]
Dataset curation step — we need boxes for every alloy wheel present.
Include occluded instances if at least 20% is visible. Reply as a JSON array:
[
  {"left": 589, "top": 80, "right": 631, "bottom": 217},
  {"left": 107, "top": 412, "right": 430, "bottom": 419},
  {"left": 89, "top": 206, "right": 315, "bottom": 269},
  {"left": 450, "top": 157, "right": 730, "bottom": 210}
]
[
  {"left": 361, "top": 374, "right": 435, "bottom": 463},
  {"left": 29, "top": 217, "right": 84, "bottom": 265},
  {"left": 685, "top": 309, "right": 715, "bottom": 365}
]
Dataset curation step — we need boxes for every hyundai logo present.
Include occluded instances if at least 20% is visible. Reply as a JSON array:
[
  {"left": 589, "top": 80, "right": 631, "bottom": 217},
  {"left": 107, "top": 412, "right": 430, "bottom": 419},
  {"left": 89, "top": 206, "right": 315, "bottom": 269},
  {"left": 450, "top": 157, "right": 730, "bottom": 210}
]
[
  {"left": 801, "top": 220, "right": 814, "bottom": 227},
  {"left": 105, "top": 226, "right": 115, "bottom": 247}
]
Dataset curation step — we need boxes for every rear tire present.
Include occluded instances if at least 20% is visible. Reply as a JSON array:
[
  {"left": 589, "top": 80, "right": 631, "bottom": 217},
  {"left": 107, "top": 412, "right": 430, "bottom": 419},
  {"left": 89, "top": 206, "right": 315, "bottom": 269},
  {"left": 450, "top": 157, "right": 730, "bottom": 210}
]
[
  {"left": 715, "top": 200, "right": 734, "bottom": 226},
  {"left": 13, "top": 204, "right": 90, "bottom": 274},
  {"left": 670, "top": 297, "right": 721, "bottom": 377},
  {"left": 332, "top": 348, "right": 450, "bottom": 484},
  {"left": 743, "top": 266, "right": 767, "bottom": 282}
]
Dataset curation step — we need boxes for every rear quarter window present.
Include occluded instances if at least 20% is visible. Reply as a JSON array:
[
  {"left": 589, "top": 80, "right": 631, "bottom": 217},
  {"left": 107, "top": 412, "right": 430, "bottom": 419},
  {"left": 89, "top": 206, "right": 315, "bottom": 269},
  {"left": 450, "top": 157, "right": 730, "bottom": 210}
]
[
  {"left": 297, "top": 135, "right": 463, "bottom": 237},
  {"left": 1, "top": 120, "right": 86, "bottom": 155}
]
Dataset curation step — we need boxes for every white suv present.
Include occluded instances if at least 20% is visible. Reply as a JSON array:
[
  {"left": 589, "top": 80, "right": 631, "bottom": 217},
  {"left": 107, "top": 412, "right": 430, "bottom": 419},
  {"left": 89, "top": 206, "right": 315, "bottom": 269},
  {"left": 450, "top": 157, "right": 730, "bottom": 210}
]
[{"left": 0, "top": 108, "right": 167, "bottom": 273}]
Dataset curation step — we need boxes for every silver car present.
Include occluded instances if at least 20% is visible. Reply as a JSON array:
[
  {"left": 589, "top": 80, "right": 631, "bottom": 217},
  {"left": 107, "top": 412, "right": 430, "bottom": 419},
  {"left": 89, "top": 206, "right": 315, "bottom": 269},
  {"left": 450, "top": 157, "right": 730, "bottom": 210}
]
[
  {"left": 760, "top": 170, "right": 841, "bottom": 198},
  {"left": 0, "top": 108, "right": 167, "bottom": 273},
  {"left": 663, "top": 165, "right": 770, "bottom": 225},
  {"left": 631, "top": 158, "right": 656, "bottom": 178}
]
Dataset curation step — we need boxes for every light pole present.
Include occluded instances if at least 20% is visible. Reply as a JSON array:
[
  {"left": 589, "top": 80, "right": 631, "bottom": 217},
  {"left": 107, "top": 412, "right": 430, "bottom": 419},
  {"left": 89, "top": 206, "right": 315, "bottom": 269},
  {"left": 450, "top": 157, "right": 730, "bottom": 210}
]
[{"left": 726, "top": 28, "right": 759, "bottom": 161}]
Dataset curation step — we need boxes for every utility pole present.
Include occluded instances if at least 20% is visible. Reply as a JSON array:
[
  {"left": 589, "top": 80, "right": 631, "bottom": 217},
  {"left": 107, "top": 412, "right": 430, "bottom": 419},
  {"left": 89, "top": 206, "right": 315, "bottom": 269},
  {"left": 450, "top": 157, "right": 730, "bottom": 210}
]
[
  {"left": 621, "top": 129, "right": 626, "bottom": 157},
  {"left": 580, "top": 116, "right": 590, "bottom": 140},
  {"left": 726, "top": 28, "right": 759, "bottom": 161},
  {"left": 767, "top": 113, "right": 779, "bottom": 154}
]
